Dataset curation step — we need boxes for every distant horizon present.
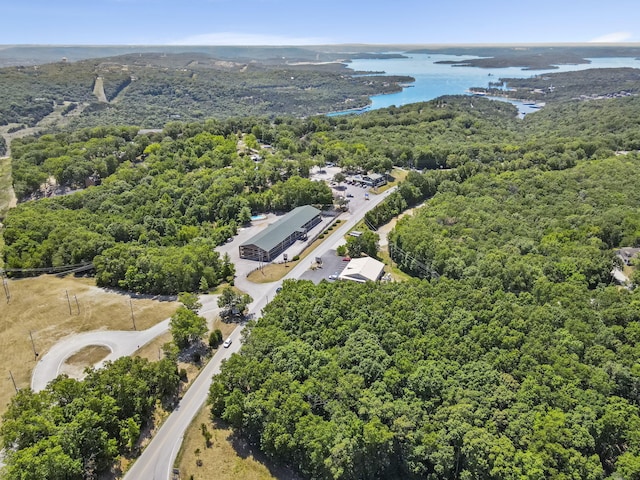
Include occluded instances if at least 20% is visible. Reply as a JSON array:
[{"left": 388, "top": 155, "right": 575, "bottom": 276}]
[
  {"left": 3, "top": 1, "right": 640, "bottom": 45},
  {"left": 3, "top": 42, "right": 640, "bottom": 48}
]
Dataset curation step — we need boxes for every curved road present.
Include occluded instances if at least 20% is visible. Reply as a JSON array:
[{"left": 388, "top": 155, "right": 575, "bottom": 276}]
[
  {"left": 31, "top": 296, "right": 222, "bottom": 392},
  {"left": 29, "top": 185, "right": 396, "bottom": 480}
]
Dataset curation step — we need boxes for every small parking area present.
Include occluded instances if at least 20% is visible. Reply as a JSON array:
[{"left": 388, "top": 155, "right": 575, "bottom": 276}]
[{"left": 298, "top": 249, "right": 349, "bottom": 284}]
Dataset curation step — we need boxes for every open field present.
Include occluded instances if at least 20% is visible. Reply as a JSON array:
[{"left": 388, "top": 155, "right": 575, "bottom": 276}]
[
  {"left": 176, "top": 407, "right": 298, "bottom": 480},
  {"left": 0, "top": 274, "right": 178, "bottom": 416}
]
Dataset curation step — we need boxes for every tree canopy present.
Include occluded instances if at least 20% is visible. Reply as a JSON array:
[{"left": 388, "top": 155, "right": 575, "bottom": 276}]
[{"left": 1, "top": 356, "right": 180, "bottom": 479}]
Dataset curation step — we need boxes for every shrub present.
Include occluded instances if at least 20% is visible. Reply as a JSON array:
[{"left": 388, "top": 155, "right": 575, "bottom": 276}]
[{"left": 208, "top": 329, "right": 222, "bottom": 348}]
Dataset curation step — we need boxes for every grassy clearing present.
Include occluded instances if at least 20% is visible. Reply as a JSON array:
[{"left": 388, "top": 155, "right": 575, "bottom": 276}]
[
  {"left": 65, "top": 345, "right": 111, "bottom": 367},
  {"left": 378, "top": 249, "right": 413, "bottom": 282},
  {"left": 176, "top": 407, "right": 297, "bottom": 480},
  {"left": 374, "top": 167, "right": 408, "bottom": 194},
  {"left": 0, "top": 274, "right": 178, "bottom": 417}
]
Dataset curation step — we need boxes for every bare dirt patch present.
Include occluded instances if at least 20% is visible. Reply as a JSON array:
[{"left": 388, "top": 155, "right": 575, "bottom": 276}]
[
  {"left": 60, "top": 345, "right": 111, "bottom": 378},
  {"left": 0, "top": 274, "right": 178, "bottom": 417},
  {"left": 93, "top": 76, "right": 108, "bottom": 103}
]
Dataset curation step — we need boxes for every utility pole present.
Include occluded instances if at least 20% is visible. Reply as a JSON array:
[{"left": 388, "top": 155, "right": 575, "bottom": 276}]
[
  {"left": 130, "top": 298, "right": 137, "bottom": 330},
  {"left": 65, "top": 290, "right": 72, "bottom": 315},
  {"left": 29, "top": 330, "right": 38, "bottom": 360},
  {"left": 3, "top": 277, "right": 9, "bottom": 303},
  {"left": 9, "top": 370, "right": 18, "bottom": 392}
]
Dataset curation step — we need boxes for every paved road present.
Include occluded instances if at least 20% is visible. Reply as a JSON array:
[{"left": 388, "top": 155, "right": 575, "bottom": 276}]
[
  {"left": 31, "top": 295, "right": 221, "bottom": 392},
  {"left": 25, "top": 184, "right": 396, "bottom": 478},
  {"left": 124, "top": 185, "right": 397, "bottom": 480}
]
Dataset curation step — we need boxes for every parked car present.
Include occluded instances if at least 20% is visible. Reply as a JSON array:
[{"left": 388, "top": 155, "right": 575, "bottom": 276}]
[
  {"left": 346, "top": 193, "right": 353, "bottom": 198},
  {"left": 223, "top": 338, "right": 232, "bottom": 348},
  {"left": 329, "top": 272, "right": 339, "bottom": 280}
]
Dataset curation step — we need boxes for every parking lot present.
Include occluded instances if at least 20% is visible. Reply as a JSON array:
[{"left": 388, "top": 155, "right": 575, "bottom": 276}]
[
  {"left": 298, "top": 249, "right": 349, "bottom": 284},
  {"left": 310, "top": 166, "right": 376, "bottom": 215},
  {"left": 216, "top": 164, "right": 379, "bottom": 285}
]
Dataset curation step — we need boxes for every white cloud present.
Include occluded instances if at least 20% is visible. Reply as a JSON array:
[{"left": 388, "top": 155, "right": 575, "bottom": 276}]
[
  {"left": 171, "top": 32, "right": 331, "bottom": 46},
  {"left": 589, "top": 31, "right": 634, "bottom": 43}
]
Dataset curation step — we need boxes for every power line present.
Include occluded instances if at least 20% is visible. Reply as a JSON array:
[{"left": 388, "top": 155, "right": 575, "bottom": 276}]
[
  {"left": 0, "top": 262, "right": 94, "bottom": 275},
  {"left": 389, "top": 242, "right": 440, "bottom": 280}
]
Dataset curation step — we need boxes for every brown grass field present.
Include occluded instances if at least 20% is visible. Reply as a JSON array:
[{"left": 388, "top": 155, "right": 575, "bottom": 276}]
[
  {"left": 176, "top": 407, "right": 298, "bottom": 480},
  {"left": 0, "top": 274, "right": 179, "bottom": 417}
]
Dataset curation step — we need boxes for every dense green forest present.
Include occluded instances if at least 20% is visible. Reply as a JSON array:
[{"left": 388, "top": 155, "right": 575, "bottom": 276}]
[
  {"left": 3, "top": 120, "right": 334, "bottom": 294},
  {"left": 1, "top": 356, "right": 180, "bottom": 479},
  {"left": 0, "top": 52, "right": 412, "bottom": 128},
  {"left": 209, "top": 155, "right": 640, "bottom": 480},
  {"left": 7, "top": 82, "right": 640, "bottom": 294},
  {"left": 390, "top": 157, "right": 640, "bottom": 287}
]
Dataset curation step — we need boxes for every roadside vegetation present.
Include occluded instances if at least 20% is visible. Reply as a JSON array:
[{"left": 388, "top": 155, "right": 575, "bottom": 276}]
[{"left": 177, "top": 408, "right": 291, "bottom": 480}]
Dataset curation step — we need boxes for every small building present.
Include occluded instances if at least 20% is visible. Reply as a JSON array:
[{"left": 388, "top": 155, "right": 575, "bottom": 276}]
[
  {"left": 338, "top": 256, "right": 385, "bottom": 283},
  {"left": 362, "top": 173, "right": 387, "bottom": 188},
  {"left": 239, "top": 205, "right": 322, "bottom": 262},
  {"left": 617, "top": 247, "right": 640, "bottom": 266}
]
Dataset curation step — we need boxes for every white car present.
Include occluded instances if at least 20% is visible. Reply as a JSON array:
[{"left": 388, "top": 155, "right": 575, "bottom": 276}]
[
  {"left": 223, "top": 338, "right": 232, "bottom": 348},
  {"left": 328, "top": 272, "right": 339, "bottom": 280}
]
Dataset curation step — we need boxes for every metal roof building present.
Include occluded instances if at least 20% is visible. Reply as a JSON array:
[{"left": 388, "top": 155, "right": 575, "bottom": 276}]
[
  {"left": 338, "top": 256, "right": 385, "bottom": 283},
  {"left": 239, "top": 205, "right": 322, "bottom": 262}
]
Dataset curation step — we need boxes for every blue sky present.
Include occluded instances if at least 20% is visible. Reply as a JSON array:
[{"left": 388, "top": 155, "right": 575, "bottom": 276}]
[{"left": 2, "top": 0, "right": 639, "bottom": 45}]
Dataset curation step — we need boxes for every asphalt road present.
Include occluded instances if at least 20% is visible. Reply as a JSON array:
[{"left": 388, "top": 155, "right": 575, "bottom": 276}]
[
  {"left": 19, "top": 183, "right": 393, "bottom": 479},
  {"left": 31, "top": 296, "right": 222, "bottom": 392},
  {"left": 123, "top": 185, "right": 397, "bottom": 479},
  {"left": 123, "top": 185, "right": 396, "bottom": 478}
]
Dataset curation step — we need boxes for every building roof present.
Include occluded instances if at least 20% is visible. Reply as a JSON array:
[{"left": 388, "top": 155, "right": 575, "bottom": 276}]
[
  {"left": 365, "top": 173, "right": 384, "bottom": 180},
  {"left": 618, "top": 247, "right": 640, "bottom": 260},
  {"left": 338, "top": 256, "right": 385, "bottom": 283},
  {"left": 240, "top": 205, "right": 321, "bottom": 252}
]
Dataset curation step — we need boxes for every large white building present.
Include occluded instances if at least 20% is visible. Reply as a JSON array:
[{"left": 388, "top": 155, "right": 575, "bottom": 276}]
[{"left": 338, "top": 256, "right": 385, "bottom": 283}]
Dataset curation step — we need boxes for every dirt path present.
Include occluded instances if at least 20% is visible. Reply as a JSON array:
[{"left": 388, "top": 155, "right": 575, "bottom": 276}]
[
  {"left": 93, "top": 76, "right": 108, "bottom": 103},
  {"left": 377, "top": 203, "right": 423, "bottom": 247}
]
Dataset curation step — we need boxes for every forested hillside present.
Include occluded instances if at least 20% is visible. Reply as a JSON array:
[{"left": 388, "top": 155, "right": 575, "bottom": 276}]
[
  {"left": 3, "top": 120, "right": 333, "bottom": 294},
  {"left": 6, "top": 90, "right": 640, "bottom": 295},
  {"left": 1, "top": 356, "right": 180, "bottom": 479},
  {"left": 0, "top": 52, "right": 411, "bottom": 128},
  {"left": 471, "top": 68, "right": 640, "bottom": 104},
  {"left": 209, "top": 154, "right": 640, "bottom": 479},
  {"left": 390, "top": 157, "right": 640, "bottom": 287},
  {"left": 203, "top": 86, "right": 640, "bottom": 478}
]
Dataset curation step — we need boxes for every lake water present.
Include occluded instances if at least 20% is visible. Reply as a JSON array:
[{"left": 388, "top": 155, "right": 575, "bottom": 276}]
[{"left": 334, "top": 54, "right": 640, "bottom": 115}]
